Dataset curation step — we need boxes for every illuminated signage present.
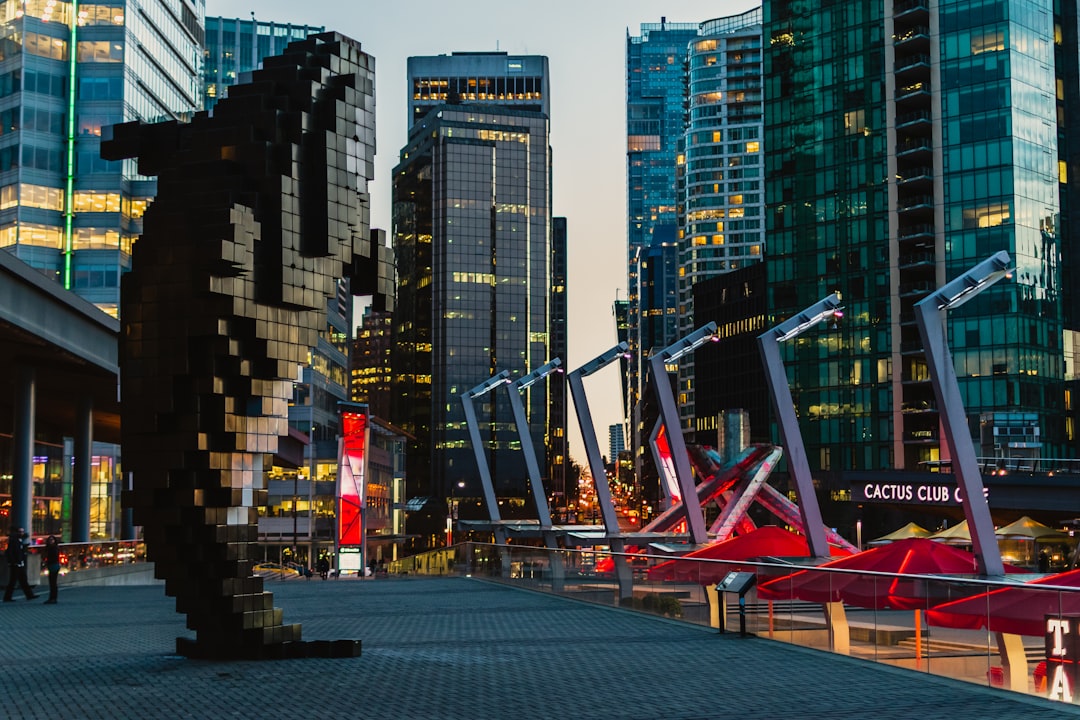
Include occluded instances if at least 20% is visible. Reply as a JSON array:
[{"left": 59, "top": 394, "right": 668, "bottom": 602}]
[
  {"left": 851, "top": 481, "right": 988, "bottom": 506},
  {"left": 1046, "top": 615, "right": 1080, "bottom": 703},
  {"left": 337, "top": 411, "right": 367, "bottom": 547}
]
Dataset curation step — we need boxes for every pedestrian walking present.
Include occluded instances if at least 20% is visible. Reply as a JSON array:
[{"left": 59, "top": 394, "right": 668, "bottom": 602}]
[
  {"left": 3, "top": 528, "right": 38, "bottom": 601},
  {"left": 43, "top": 535, "right": 60, "bottom": 604}
]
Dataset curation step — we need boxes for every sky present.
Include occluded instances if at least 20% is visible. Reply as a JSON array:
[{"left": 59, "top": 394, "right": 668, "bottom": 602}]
[{"left": 207, "top": 0, "right": 757, "bottom": 465}]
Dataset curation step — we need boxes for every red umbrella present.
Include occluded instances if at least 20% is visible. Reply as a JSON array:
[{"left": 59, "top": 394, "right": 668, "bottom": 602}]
[
  {"left": 926, "top": 568, "right": 1080, "bottom": 636},
  {"left": 647, "top": 526, "right": 851, "bottom": 585},
  {"left": 757, "top": 537, "right": 1026, "bottom": 610}
]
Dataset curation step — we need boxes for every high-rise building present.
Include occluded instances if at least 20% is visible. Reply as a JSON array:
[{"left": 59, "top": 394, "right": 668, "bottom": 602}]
[
  {"left": 549, "top": 216, "right": 569, "bottom": 508},
  {"left": 626, "top": 18, "right": 701, "bottom": 394},
  {"left": 626, "top": 18, "right": 701, "bottom": 512},
  {"left": 608, "top": 423, "right": 626, "bottom": 463},
  {"left": 763, "top": 0, "right": 1073, "bottom": 479},
  {"left": 351, "top": 304, "right": 394, "bottom": 419},
  {"left": 202, "top": 16, "right": 323, "bottom": 112},
  {"left": 407, "top": 52, "right": 549, "bottom": 127},
  {"left": 0, "top": 0, "right": 205, "bottom": 317},
  {"left": 677, "top": 10, "right": 764, "bottom": 431},
  {"left": 392, "top": 97, "right": 552, "bottom": 510}
]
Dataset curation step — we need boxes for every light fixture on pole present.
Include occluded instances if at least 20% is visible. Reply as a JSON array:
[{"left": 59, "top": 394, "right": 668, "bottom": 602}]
[{"left": 758, "top": 293, "right": 843, "bottom": 559}]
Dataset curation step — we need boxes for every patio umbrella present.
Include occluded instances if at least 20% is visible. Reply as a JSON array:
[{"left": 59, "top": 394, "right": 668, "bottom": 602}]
[
  {"left": 994, "top": 516, "right": 1066, "bottom": 540},
  {"left": 647, "top": 526, "right": 851, "bottom": 585},
  {"left": 868, "top": 522, "right": 932, "bottom": 546},
  {"left": 928, "top": 520, "right": 971, "bottom": 545},
  {"left": 926, "top": 568, "right": 1080, "bottom": 637},
  {"left": 756, "top": 537, "right": 1026, "bottom": 610}
]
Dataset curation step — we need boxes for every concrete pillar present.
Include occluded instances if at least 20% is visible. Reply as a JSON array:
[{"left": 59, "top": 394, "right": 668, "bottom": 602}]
[
  {"left": 71, "top": 395, "right": 93, "bottom": 542},
  {"left": 12, "top": 365, "right": 35, "bottom": 534},
  {"left": 996, "top": 631, "right": 1028, "bottom": 692},
  {"left": 121, "top": 472, "right": 135, "bottom": 541},
  {"left": 823, "top": 601, "right": 851, "bottom": 656}
]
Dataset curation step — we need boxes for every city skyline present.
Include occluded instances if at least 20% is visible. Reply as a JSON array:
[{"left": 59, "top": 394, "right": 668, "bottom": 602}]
[{"left": 207, "top": 0, "right": 756, "bottom": 466}]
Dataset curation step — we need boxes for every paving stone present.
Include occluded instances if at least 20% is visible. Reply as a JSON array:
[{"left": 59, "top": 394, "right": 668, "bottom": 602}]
[{"left": 1, "top": 578, "right": 1077, "bottom": 719}]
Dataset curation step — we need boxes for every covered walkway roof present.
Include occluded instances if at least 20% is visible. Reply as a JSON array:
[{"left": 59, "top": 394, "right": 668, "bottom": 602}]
[{"left": 0, "top": 251, "right": 120, "bottom": 444}]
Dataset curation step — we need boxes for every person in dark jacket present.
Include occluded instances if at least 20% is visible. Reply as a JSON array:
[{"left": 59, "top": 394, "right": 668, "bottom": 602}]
[
  {"left": 43, "top": 535, "right": 60, "bottom": 604},
  {"left": 3, "top": 528, "right": 38, "bottom": 601}
]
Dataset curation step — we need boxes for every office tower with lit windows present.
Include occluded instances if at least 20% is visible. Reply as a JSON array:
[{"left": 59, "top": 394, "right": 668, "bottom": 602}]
[
  {"left": 626, "top": 19, "right": 700, "bottom": 508},
  {"left": 626, "top": 18, "right": 701, "bottom": 382},
  {"left": 0, "top": 0, "right": 204, "bottom": 317},
  {"left": 351, "top": 305, "right": 394, "bottom": 418},
  {"left": 763, "top": 0, "right": 1075, "bottom": 480},
  {"left": 392, "top": 100, "right": 551, "bottom": 507},
  {"left": 407, "top": 52, "right": 548, "bottom": 127},
  {"left": 202, "top": 15, "right": 323, "bottom": 112},
  {"left": 676, "top": 9, "right": 764, "bottom": 434},
  {"left": 549, "top": 216, "right": 569, "bottom": 507}
]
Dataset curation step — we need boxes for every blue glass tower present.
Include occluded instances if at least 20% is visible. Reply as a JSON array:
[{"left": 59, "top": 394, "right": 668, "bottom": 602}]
[{"left": 763, "top": 0, "right": 1072, "bottom": 477}]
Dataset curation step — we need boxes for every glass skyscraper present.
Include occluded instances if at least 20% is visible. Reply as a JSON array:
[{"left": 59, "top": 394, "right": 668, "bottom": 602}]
[
  {"left": 203, "top": 16, "right": 322, "bottom": 112},
  {"left": 627, "top": 18, "right": 701, "bottom": 376},
  {"left": 392, "top": 101, "right": 552, "bottom": 507},
  {"left": 677, "top": 9, "right": 764, "bottom": 430},
  {"left": 763, "top": 0, "right": 1071, "bottom": 477},
  {"left": 0, "top": 0, "right": 204, "bottom": 317}
]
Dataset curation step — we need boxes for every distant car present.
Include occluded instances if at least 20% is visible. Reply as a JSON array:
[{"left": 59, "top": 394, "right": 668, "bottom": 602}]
[{"left": 253, "top": 562, "right": 300, "bottom": 577}]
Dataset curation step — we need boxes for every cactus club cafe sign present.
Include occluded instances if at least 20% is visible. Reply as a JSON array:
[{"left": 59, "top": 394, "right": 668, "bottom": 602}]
[{"left": 852, "top": 480, "right": 989, "bottom": 506}]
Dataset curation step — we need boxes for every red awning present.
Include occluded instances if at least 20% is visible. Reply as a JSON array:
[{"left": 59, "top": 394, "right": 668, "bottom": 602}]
[
  {"left": 926, "top": 568, "right": 1080, "bottom": 636},
  {"left": 757, "top": 537, "right": 1026, "bottom": 610},
  {"left": 647, "top": 526, "right": 851, "bottom": 585}
]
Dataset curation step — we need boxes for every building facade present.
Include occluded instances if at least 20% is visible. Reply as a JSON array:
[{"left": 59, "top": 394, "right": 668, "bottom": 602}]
[
  {"left": 0, "top": 0, "right": 204, "bottom": 317},
  {"left": 549, "top": 215, "right": 568, "bottom": 508},
  {"left": 763, "top": 0, "right": 1070, "bottom": 479},
  {"left": 677, "top": 10, "right": 764, "bottom": 431},
  {"left": 202, "top": 15, "right": 322, "bottom": 112},
  {"left": 391, "top": 103, "right": 551, "bottom": 511},
  {"left": 407, "top": 52, "right": 548, "bottom": 127},
  {"left": 626, "top": 19, "right": 701, "bottom": 511},
  {"left": 351, "top": 304, "right": 394, "bottom": 418}
]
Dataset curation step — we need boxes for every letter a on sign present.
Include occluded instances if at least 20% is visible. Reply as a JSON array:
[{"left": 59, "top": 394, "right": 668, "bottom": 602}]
[{"left": 1050, "top": 664, "right": 1074, "bottom": 703}]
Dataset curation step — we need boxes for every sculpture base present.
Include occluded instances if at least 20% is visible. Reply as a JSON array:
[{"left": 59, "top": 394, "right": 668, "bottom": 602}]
[{"left": 176, "top": 637, "right": 362, "bottom": 660}]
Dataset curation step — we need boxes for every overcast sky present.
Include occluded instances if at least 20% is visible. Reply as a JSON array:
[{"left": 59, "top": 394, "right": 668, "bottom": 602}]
[{"left": 206, "top": 0, "right": 757, "bottom": 465}]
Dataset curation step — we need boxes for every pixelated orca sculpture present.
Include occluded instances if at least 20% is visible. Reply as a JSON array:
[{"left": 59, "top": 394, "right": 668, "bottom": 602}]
[{"left": 104, "top": 32, "right": 374, "bottom": 660}]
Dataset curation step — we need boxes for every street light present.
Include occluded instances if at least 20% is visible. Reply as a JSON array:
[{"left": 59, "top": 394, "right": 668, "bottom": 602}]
[
  {"left": 567, "top": 343, "right": 629, "bottom": 536},
  {"left": 461, "top": 370, "right": 512, "bottom": 541},
  {"left": 758, "top": 293, "right": 843, "bottom": 559},
  {"left": 448, "top": 480, "right": 465, "bottom": 546},
  {"left": 915, "top": 251, "right": 1012, "bottom": 577},
  {"left": 506, "top": 358, "right": 563, "bottom": 531},
  {"left": 648, "top": 322, "right": 719, "bottom": 545}
]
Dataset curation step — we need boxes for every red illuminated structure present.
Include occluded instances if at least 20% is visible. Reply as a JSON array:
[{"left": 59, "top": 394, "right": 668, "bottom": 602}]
[{"left": 337, "top": 405, "right": 368, "bottom": 574}]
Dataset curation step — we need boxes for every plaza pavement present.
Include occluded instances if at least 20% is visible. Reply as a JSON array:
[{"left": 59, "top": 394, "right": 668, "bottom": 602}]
[{"left": 1, "top": 576, "right": 1078, "bottom": 719}]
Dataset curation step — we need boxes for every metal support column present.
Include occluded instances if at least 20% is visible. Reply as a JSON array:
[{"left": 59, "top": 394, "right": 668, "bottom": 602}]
[
  {"left": 567, "top": 344, "right": 632, "bottom": 598},
  {"left": 506, "top": 358, "right": 564, "bottom": 590},
  {"left": 914, "top": 251, "right": 1011, "bottom": 577},
  {"left": 649, "top": 323, "right": 719, "bottom": 545},
  {"left": 71, "top": 395, "right": 92, "bottom": 543},
  {"left": 462, "top": 371, "right": 511, "bottom": 546},
  {"left": 758, "top": 294, "right": 843, "bottom": 559},
  {"left": 13, "top": 365, "right": 35, "bottom": 535}
]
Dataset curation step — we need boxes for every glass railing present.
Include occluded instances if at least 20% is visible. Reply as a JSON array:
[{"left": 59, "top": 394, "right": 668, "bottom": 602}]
[
  {"left": 435, "top": 542, "right": 1076, "bottom": 703},
  {"left": 30, "top": 539, "right": 147, "bottom": 578}
]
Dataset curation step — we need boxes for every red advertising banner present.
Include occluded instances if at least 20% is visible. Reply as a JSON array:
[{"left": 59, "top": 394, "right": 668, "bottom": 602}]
[{"left": 338, "top": 411, "right": 367, "bottom": 547}]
